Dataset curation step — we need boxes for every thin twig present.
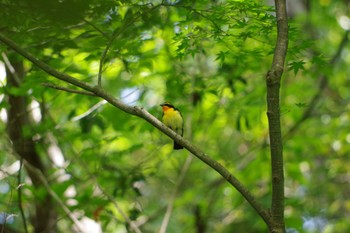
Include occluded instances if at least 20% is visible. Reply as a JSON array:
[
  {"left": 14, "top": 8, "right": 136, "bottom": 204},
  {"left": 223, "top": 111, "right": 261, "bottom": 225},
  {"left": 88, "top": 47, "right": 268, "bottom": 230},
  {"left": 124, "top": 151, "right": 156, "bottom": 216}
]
[
  {"left": 159, "top": 155, "right": 193, "bottom": 233},
  {"left": 83, "top": 19, "right": 109, "bottom": 39},
  {"left": 43, "top": 83, "right": 96, "bottom": 96},
  {"left": 97, "top": 4, "right": 161, "bottom": 86},
  {"left": 96, "top": 184, "right": 142, "bottom": 233},
  {"left": 1, "top": 52, "right": 21, "bottom": 85},
  {"left": 71, "top": 100, "right": 107, "bottom": 121},
  {"left": 17, "top": 158, "right": 29, "bottom": 233},
  {"left": 1, "top": 177, "right": 15, "bottom": 233}
]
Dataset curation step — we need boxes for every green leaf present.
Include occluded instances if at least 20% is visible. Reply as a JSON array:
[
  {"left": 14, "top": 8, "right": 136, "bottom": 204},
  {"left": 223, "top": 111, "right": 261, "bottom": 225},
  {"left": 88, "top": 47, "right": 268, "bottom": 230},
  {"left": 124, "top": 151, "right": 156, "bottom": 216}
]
[
  {"left": 216, "top": 51, "right": 229, "bottom": 62},
  {"left": 288, "top": 60, "right": 306, "bottom": 75}
]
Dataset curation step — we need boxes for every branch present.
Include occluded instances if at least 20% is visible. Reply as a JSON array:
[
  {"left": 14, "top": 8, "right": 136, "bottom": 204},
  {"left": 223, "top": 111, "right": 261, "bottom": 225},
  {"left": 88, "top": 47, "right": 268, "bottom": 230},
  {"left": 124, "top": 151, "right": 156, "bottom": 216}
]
[
  {"left": 43, "top": 83, "right": 96, "bottom": 96},
  {"left": 82, "top": 19, "right": 109, "bottom": 39},
  {"left": 0, "top": 33, "right": 95, "bottom": 92},
  {"left": 17, "top": 158, "right": 28, "bottom": 233},
  {"left": 71, "top": 100, "right": 107, "bottom": 121},
  {"left": 1, "top": 52, "right": 21, "bottom": 85},
  {"left": 0, "top": 32, "right": 271, "bottom": 226}
]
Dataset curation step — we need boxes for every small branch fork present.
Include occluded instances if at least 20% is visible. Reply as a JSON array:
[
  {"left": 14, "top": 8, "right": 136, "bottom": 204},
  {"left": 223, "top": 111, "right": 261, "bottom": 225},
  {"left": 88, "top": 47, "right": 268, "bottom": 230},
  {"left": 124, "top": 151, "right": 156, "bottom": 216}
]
[{"left": 0, "top": 32, "right": 272, "bottom": 227}]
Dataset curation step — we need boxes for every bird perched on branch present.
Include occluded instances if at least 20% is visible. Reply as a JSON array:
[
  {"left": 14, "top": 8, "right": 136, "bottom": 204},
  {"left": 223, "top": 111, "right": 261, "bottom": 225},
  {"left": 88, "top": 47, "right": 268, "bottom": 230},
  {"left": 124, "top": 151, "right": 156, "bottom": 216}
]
[{"left": 160, "top": 102, "right": 184, "bottom": 150}]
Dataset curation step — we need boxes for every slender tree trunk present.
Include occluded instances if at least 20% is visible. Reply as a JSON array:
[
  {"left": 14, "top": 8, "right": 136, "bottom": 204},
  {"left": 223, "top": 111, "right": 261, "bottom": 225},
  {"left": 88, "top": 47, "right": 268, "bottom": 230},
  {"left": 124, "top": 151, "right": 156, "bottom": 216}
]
[
  {"left": 266, "top": 0, "right": 288, "bottom": 232},
  {"left": 6, "top": 59, "right": 58, "bottom": 233}
]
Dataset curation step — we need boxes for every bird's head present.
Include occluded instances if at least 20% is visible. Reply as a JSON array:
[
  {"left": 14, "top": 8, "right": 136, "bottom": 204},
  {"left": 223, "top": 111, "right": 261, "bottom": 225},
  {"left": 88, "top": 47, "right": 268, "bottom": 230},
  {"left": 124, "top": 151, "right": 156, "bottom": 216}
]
[{"left": 160, "top": 102, "right": 175, "bottom": 111}]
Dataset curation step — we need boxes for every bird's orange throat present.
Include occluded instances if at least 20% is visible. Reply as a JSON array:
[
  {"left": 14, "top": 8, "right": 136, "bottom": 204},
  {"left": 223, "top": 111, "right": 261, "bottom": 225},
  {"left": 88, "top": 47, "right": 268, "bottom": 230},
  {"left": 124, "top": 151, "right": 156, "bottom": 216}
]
[{"left": 162, "top": 105, "right": 171, "bottom": 112}]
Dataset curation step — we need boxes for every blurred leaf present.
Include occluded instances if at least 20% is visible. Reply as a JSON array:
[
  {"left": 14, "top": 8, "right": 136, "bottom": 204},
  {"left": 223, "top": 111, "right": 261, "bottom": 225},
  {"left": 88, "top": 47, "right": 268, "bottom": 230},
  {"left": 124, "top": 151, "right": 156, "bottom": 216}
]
[{"left": 288, "top": 60, "right": 306, "bottom": 75}]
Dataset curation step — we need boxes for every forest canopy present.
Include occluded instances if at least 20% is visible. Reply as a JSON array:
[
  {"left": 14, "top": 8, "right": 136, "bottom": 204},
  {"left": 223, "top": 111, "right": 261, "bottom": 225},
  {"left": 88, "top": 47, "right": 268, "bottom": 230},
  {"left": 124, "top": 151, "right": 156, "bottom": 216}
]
[{"left": 0, "top": 0, "right": 349, "bottom": 233}]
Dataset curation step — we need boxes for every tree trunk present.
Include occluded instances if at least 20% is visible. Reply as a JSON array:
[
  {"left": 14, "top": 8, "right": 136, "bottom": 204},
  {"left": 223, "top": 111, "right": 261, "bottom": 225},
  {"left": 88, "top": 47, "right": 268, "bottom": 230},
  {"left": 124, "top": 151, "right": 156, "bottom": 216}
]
[
  {"left": 6, "top": 59, "right": 58, "bottom": 233},
  {"left": 266, "top": 0, "right": 288, "bottom": 232}
]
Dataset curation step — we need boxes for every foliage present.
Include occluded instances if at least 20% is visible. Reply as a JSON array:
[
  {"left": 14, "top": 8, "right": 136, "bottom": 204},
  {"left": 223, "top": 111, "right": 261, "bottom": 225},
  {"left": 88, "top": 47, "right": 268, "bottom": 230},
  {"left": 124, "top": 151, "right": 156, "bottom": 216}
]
[{"left": 0, "top": 0, "right": 349, "bottom": 232}]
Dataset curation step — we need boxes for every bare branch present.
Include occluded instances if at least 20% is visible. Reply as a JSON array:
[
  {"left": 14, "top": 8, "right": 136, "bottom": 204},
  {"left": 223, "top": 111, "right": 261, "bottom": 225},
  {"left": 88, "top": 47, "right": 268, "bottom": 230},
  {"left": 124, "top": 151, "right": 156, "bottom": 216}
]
[
  {"left": 43, "top": 83, "right": 96, "bottom": 96},
  {"left": 17, "top": 158, "right": 28, "bottom": 233}
]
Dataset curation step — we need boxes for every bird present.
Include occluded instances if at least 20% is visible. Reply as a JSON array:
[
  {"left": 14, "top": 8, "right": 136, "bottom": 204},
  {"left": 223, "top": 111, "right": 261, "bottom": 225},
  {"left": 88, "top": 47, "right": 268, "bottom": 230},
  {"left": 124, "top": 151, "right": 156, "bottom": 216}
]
[{"left": 160, "top": 102, "right": 184, "bottom": 150}]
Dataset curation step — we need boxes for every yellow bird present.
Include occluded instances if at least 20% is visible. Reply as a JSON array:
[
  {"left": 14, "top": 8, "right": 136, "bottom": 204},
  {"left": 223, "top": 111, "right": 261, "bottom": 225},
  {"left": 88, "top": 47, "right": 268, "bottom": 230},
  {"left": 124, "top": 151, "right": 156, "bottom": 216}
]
[{"left": 160, "top": 102, "right": 184, "bottom": 150}]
